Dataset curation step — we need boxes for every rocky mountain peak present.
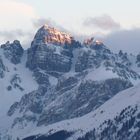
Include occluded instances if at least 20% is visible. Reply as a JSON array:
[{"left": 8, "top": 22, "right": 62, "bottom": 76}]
[
  {"left": 84, "top": 37, "right": 94, "bottom": 46},
  {"left": 84, "top": 37, "right": 103, "bottom": 46},
  {"left": 34, "top": 24, "right": 73, "bottom": 46},
  {"left": 94, "top": 40, "right": 103, "bottom": 45},
  {"left": 1, "top": 40, "right": 22, "bottom": 49},
  {"left": 1, "top": 40, "right": 24, "bottom": 64}
]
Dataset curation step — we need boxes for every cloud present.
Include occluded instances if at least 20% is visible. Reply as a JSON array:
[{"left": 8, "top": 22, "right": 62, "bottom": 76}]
[
  {"left": 0, "top": 29, "right": 34, "bottom": 48},
  {"left": 83, "top": 15, "right": 121, "bottom": 31},
  {"left": 0, "top": 1, "right": 38, "bottom": 48},
  {"left": 103, "top": 28, "right": 140, "bottom": 54},
  {"left": 0, "top": 30, "right": 29, "bottom": 39},
  {"left": 0, "top": 1, "right": 36, "bottom": 17},
  {"left": 32, "top": 18, "right": 68, "bottom": 32},
  {"left": 0, "top": 1, "right": 37, "bottom": 30},
  {"left": 32, "top": 18, "right": 107, "bottom": 43}
]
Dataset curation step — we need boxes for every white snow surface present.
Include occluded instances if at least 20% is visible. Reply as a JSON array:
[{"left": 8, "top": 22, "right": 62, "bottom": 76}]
[{"left": 85, "top": 66, "right": 118, "bottom": 81}]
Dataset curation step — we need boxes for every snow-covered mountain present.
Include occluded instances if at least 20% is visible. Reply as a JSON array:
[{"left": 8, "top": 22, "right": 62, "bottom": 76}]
[{"left": 0, "top": 24, "right": 140, "bottom": 140}]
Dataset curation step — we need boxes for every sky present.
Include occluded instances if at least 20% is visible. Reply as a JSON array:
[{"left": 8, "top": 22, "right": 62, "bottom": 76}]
[{"left": 0, "top": 0, "right": 140, "bottom": 53}]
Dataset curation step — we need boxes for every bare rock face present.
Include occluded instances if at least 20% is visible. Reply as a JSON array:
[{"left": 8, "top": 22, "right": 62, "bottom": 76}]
[
  {"left": 34, "top": 24, "right": 73, "bottom": 46},
  {"left": 1, "top": 40, "right": 24, "bottom": 64},
  {"left": 26, "top": 25, "right": 76, "bottom": 74},
  {"left": 26, "top": 44, "right": 72, "bottom": 73}
]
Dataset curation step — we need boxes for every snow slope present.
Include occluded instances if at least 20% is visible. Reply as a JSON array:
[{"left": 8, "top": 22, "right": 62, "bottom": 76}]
[{"left": 85, "top": 66, "right": 118, "bottom": 81}]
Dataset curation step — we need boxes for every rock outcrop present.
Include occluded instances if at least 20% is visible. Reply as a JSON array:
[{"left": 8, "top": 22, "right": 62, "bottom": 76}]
[{"left": 1, "top": 40, "right": 23, "bottom": 64}]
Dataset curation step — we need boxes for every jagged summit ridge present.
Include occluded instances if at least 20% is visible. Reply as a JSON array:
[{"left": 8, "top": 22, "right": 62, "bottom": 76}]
[{"left": 34, "top": 24, "right": 73, "bottom": 46}]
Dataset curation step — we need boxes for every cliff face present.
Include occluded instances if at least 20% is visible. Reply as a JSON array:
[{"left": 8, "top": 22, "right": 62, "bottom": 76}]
[{"left": 26, "top": 25, "right": 76, "bottom": 73}]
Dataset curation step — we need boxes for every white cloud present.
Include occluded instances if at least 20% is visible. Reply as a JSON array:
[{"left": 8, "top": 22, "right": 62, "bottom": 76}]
[
  {"left": 0, "top": 29, "right": 33, "bottom": 45},
  {"left": 0, "top": 1, "right": 37, "bottom": 30},
  {"left": 103, "top": 28, "right": 140, "bottom": 54},
  {"left": 0, "top": 0, "right": 38, "bottom": 48},
  {"left": 32, "top": 18, "right": 67, "bottom": 32},
  {"left": 83, "top": 15, "right": 121, "bottom": 31}
]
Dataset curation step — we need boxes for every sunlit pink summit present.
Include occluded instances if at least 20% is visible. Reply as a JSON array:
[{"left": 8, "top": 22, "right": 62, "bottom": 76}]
[{"left": 35, "top": 24, "right": 73, "bottom": 46}]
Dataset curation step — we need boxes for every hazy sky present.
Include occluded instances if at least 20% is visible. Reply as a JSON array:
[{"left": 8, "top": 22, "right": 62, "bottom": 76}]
[{"left": 0, "top": 0, "right": 140, "bottom": 53}]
